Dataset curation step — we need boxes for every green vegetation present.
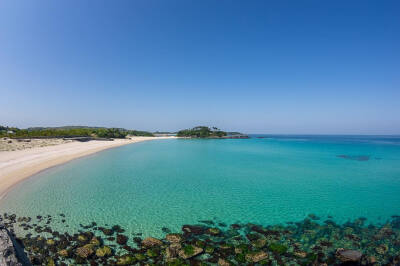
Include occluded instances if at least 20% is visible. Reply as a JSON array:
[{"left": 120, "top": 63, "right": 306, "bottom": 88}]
[
  {"left": 176, "top": 126, "right": 227, "bottom": 138},
  {"left": 0, "top": 125, "right": 154, "bottom": 139},
  {"left": 183, "top": 245, "right": 195, "bottom": 256},
  {"left": 268, "top": 243, "right": 288, "bottom": 254}
]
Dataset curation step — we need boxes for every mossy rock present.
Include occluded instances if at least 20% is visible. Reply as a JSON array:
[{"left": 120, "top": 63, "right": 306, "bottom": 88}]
[
  {"left": 77, "top": 234, "right": 87, "bottom": 242},
  {"left": 268, "top": 243, "right": 288, "bottom": 254},
  {"left": 57, "top": 249, "right": 69, "bottom": 257},
  {"left": 44, "top": 239, "right": 54, "bottom": 246},
  {"left": 178, "top": 245, "right": 203, "bottom": 259},
  {"left": 235, "top": 253, "right": 246, "bottom": 263},
  {"left": 207, "top": 227, "right": 221, "bottom": 235},
  {"left": 195, "top": 240, "right": 205, "bottom": 248},
  {"left": 90, "top": 236, "right": 101, "bottom": 246},
  {"left": 167, "top": 258, "right": 189, "bottom": 266},
  {"left": 46, "top": 258, "right": 55, "bottom": 266},
  {"left": 96, "top": 246, "right": 112, "bottom": 257},
  {"left": 252, "top": 238, "right": 267, "bottom": 249},
  {"left": 146, "top": 249, "right": 159, "bottom": 257},
  {"left": 116, "top": 254, "right": 137, "bottom": 265},
  {"left": 134, "top": 253, "right": 146, "bottom": 261},
  {"left": 205, "top": 246, "right": 214, "bottom": 253}
]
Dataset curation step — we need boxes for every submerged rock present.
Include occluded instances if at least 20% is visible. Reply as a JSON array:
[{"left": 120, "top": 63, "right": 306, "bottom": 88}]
[
  {"left": 116, "top": 234, "right": 128, "bottom": 245},
  {"left": 336, "top": 248, "right": 362, "bottom": 262},
  {"left": 165, "top": 233, "right": 182, "bottom": 243},
  {"left": 75, "top": 244, "right": 94, "bottom": 258},
  {"left": 245, "top": 251, "right": 268, "bottom": 263},
  {"left": 142, "top": 237, "right": 162, "bottom": 247}
]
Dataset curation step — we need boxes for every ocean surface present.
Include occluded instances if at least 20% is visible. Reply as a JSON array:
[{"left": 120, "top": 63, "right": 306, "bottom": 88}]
[{"left": 1, "top": 135, "right": 400, "bottom": 239}]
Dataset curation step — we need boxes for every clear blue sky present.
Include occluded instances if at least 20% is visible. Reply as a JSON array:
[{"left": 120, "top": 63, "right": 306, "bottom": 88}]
[{"left": 1, "top": 1, "right": 399, "bottom": 134}]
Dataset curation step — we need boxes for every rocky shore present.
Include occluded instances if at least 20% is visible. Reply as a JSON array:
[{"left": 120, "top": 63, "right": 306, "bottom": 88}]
[
  {"left": 1, "top": 213, "right": 400, "bottom": 265},
  {"left": 0, "top": 222, "right": 27, "bottom": 265}
]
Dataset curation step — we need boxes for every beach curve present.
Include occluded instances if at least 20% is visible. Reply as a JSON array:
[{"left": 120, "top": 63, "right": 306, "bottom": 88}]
[{"left": 0, "top": 136, "right": 176, "bottom": 199}]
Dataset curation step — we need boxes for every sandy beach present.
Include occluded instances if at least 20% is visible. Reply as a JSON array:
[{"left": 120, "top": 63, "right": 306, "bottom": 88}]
[{"left": 0, "top": 136, "right": 175, "bottom": 199}]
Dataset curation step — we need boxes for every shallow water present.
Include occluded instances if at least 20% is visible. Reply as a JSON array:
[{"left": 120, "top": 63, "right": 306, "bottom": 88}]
[{"left": 1, "top": 135, "right": 400, "bottom": 238}]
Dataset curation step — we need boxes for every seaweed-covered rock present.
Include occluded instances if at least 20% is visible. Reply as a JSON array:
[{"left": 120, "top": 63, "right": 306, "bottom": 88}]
[
  {"left": 90, "top": 236, "right": 101, "bottom": 246},
  {"left": 116, "top": 254, "right": 136, "bottom": 265},
  {"left": 166, "top": 243, "right": 181, "bottom": 259},
  {"left": 375, "top": 244, "right": 388, "bottom": 255},
  {"left": 268, "top": 242, "right": 288, "bottom": 254},
  {"left": 218, "top": 258, "right": 231, "bottom": 266},
  {"left": 96, "top": 246, "right": 112, "bottom": 257},
  {"left": 178, "top": 245, "right": 203, "bottom": 259},
  {"left": 207, "top": 227, "right": 221, "bottom": 235}
]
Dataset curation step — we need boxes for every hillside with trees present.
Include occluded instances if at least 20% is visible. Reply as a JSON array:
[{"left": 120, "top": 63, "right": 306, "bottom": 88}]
[
  {"left": 177, "top": 126, "right": 228, "bottom": 138},
  {"left": 0, "top": 126, "right": 153, "bottom": 139}
]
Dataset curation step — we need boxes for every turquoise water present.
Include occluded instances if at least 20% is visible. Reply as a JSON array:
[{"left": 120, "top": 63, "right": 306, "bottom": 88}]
[{"left": 1, "top": 136, "right": 400, "bottom": 238}]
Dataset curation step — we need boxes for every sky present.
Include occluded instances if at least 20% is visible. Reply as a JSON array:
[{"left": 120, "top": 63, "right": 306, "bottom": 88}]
[{"left": 0, "top": 1, "right": 399, "bottom": 134}]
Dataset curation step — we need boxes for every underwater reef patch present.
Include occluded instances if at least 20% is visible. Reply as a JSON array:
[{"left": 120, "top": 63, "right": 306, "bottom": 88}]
[{"left": 1, "top": 212, "right": 400, "bottom": 265}]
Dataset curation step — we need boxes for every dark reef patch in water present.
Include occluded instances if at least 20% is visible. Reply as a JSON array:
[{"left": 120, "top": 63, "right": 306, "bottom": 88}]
[
  {"left": 337, "top": 155, "right": 371, "bottom": 161},
  {"left": 1, "top": 212, "right": 400, "bottom": 265}
]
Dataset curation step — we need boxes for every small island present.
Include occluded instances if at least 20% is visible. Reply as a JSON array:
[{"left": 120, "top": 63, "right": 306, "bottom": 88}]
[{"left": 177, "top": 126, "right": 249, "bottom": 139}]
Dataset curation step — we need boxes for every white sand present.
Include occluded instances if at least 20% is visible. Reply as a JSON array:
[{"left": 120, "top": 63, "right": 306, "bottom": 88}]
[{"left": 0, "top": 136, "right": 175, "bottom": 199}]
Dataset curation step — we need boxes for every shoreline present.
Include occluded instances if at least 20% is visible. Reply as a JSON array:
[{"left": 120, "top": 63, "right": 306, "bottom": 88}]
[{"left": 0, "top": 136, "right": 176, "bottom": 200}]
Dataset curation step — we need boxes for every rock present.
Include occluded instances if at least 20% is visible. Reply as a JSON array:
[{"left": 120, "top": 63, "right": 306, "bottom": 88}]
[
  {"left": 46, "top": 258, "right": 55, "bottom": 266},
  {"left": 75, "top": 244, "right": 94, "bottom": 258},
  {"left": 77, "top": 234, "right": 87, "bottom": 242},
  {"left": 336, "top": 249, "right": 362, "bottom": 262},
  {"left": 146, "top": 249, "right": 158, "bottom": 257},
  {"left": 207, "top": 227, "right": 221, "bottom": 235},
  {"left": 116, "top": 234, "right": 128, "bottom": 245},
  {"left": 245, "top": 251, "right": 268, "bottom": 263},
  {"left": 182, "top": 224, "right": 206, "bottom": 235},
  {"left": 0, "top": 223, "right": 23, "bottom": 266},
  {"left": 218, "top": 258, "right": 231, "bottom": 266},
  {"left": 205, "top": 246, "right": 215, "bottom": 254},
  {"left": 46, "top": 239, "right": 55, "bottom": 245},
  {"left": 141, "top": 237, "right": 162, "bottom": 247},
  {"left": 58, "top": 249, "right": 69, "bottom": 257},
  {"left": 251, "top": 238, "right": 267, "bottom": 248},
  {"left": 90, "top": 237, "right": 101, "bottom": 246},
  {"left": 116, "top": 254, "right": 136, "bottom": 265},
  {"left": 368, "top": 256, "right": 377, "bottom": 264},
  {"left": 375, "top": 244, "right": 388, "bottom": 255},
  {"left": 95, "top": 246, "right": 112, "bottom": 257},
  {"left": 165, "top": 233, "right": 182, "bottom": 243},
  {"left": 100, "top": 228, "right": 113, "bottom": 236},
  {"left": 134, "top": 253, "right": 146, "bottom": 261},
  {"left": 178, "top": 245, "right": 203, "bottom": 259},
  {"left": 166, "top": 243, "right": 181, "bottom": 259},
  {"left": 268, "top": 243, "right": 288, "bottom": 254},
  {"left": 294, "top": 251, "right": 307, "bottom": 258}
]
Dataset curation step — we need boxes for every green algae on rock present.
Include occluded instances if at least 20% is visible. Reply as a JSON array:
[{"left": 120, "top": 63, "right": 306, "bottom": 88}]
[{"left": 2, "top": 212, "right": 400, "bottom": 265}]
